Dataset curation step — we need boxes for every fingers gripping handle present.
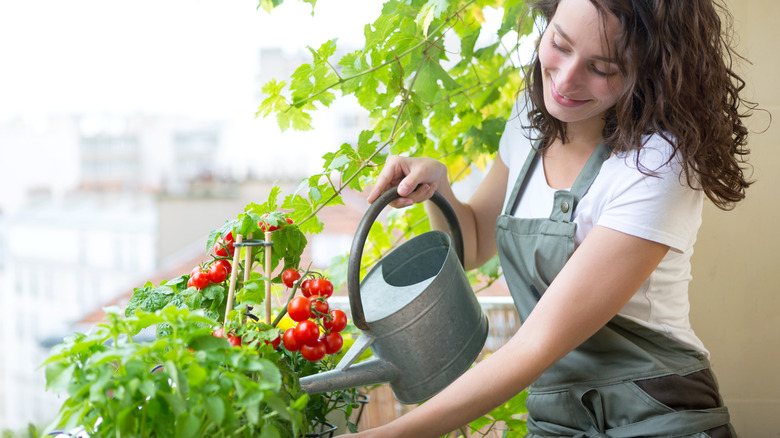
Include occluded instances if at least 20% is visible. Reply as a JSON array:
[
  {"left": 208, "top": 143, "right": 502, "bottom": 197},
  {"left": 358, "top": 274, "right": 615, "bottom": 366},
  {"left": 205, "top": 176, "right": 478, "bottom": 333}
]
[{"left": 347, "top": 187, "right": 465, "bottom": 330}]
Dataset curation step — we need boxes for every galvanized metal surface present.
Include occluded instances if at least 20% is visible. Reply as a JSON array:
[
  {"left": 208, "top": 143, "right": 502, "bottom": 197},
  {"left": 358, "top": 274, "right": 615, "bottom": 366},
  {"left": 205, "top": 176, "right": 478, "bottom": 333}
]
[{"left": 299, "top": 188, "right": 489, "bottom": 404}]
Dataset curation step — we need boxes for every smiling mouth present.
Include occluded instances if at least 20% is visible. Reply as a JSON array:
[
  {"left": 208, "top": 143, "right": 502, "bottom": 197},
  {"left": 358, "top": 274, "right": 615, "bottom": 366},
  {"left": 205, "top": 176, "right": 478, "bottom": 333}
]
[{"left": 550, "top": 79, "right": 589, "bottom": 107}]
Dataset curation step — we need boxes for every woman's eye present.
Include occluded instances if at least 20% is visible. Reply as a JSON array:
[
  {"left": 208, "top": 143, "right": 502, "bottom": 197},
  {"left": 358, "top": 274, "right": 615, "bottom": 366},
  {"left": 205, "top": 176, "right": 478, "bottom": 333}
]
[
  {"left": 590, "top": 65, "right": 608, "bottom": 77},
  {"left": 551, "top": 38, "right": 567, "bottom": 53}
]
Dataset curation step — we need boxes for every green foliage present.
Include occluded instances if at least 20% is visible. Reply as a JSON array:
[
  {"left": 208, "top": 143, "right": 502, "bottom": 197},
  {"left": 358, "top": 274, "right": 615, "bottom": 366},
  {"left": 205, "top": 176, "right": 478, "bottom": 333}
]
[
  {"left": 255, "top": 1, "right": 534, "bottom": 434},
  {"left": 43, "top": 306, "right": 307, "bottom": 438},
  {"left": 256, "top": 0, "right": 531, "bottom": 246}
]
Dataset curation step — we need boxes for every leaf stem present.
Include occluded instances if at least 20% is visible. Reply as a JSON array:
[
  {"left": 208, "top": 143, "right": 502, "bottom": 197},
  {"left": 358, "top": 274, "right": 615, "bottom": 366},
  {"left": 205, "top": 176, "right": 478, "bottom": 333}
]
[{"left": 286, "top": 1, "right": 475, "bottom": 109}]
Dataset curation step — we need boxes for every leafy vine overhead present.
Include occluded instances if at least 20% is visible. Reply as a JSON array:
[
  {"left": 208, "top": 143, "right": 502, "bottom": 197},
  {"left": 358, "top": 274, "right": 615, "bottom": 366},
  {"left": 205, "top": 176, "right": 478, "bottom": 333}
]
[{"left": 257, "top": 0, "right": 534, "bottom": 236}]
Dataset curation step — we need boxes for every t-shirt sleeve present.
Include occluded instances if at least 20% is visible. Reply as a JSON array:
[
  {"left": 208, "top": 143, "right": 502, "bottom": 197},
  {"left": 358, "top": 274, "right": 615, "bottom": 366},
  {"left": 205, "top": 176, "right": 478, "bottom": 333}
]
[
  {"left": 595, "top": 138, "right": 703, "bottom": 253},
  {"left": 498, "top": 100, "right": 526, "bottom": 165}
]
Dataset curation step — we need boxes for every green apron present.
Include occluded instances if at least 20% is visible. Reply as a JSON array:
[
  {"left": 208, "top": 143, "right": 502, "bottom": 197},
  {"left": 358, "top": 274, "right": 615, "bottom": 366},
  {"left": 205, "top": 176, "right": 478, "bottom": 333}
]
[{"left": 495, "top": 142, "right": 735, "bottom": 437}]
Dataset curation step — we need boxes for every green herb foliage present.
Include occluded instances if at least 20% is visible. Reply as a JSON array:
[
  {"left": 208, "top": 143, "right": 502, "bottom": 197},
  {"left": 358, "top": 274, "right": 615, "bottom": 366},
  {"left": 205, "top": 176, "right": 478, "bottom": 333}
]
[{"left": 43, "top": 306, "right": 306, "bottom": 438}]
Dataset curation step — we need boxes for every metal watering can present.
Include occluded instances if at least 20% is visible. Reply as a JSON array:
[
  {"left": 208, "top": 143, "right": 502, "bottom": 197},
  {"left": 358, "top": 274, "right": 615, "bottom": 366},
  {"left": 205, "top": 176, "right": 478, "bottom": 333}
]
[{"left": 299, "top": 187, "right": 489, "bottom": 404}]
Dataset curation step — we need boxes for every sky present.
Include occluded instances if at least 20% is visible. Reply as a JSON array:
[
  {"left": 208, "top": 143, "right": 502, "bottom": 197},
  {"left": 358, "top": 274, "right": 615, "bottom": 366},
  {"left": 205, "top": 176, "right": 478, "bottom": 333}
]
[{"left": 0, "top": 0, "right": 384, "bottom": 121}]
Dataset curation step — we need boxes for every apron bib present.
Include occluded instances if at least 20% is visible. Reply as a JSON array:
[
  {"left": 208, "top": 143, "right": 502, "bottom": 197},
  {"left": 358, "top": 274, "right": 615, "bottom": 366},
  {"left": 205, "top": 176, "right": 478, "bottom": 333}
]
[{"left": 495, "top": 142, "right": 734, "bottom": 437}]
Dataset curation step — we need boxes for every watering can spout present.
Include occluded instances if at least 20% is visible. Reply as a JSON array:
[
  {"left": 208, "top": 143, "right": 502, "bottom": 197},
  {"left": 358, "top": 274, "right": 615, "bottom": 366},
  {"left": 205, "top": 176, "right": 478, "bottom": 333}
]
[
  {"left": 299, "top": 358, "right": 399, "bottom": 395},
  {"left": 299, "top": 332, "right": 400, "bottom": 395}
]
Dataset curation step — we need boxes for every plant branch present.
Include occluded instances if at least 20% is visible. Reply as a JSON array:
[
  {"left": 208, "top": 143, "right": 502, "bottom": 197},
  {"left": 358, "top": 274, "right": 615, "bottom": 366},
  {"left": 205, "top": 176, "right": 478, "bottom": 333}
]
[{"left": 286, "top": 1, "right": 474, "bottom": 109}]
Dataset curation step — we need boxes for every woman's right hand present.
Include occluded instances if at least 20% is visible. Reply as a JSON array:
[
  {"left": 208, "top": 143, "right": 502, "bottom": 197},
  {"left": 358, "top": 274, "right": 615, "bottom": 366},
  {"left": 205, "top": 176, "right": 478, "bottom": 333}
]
[{"left": 366, "top": 155, "right": 449, "bottom": 208}]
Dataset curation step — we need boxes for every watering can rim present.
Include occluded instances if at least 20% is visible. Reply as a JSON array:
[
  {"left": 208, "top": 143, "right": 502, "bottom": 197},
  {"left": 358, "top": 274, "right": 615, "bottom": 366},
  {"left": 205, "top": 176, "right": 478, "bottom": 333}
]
[{"left": 347, "top": 187, "right": 465, "bottom": 331}]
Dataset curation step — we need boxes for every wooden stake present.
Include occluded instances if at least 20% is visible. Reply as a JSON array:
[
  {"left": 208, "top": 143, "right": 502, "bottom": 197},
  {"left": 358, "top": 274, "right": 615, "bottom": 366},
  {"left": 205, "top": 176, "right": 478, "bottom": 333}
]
[
  {"left": 242, "top": 233, "right": 253, "bottom": 323},
  {"left": 224, "top": 234, "right": 243, "bottom": 326},
  {"left": 265, "top": 231, "right": 273, "bottom": 324}
]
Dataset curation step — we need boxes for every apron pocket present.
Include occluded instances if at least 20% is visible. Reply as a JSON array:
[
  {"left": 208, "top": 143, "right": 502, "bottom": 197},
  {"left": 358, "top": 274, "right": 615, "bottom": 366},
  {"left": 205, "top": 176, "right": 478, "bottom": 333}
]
[{"left": 633, "top": 369, "right": 725, "bottom": 412}]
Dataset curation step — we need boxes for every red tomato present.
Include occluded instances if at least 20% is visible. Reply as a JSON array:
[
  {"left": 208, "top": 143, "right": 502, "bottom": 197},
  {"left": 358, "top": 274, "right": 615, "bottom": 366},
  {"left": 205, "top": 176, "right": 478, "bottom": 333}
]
[
  {"left": 227, "top": 334, "right": 242, "bottom": 348},
  {"left": 282, "top": 328, "right": 301, "bottom": 351},
  {"left": 212, "top": 327, "right": 226, "bottom": 338},
  {"left": 320, "top": 331, "right": 343, "bottom": 355},
  {"left": 300, "top": 279, "right": 312, "bottom": 298},
  {"left": 294, "top": 320, "right": 320, "bottom": 346},
  {"left": 311, "top": 299, "right": 329, "bottom": 316},
  {"left": 212, "top": 259, "right": 232, "bottom": 275},
  {"left": 213, "top": 237, "right": 235, "bottom": 257},
  {"left": 281, "top": 268, "right": 301, "bottom": 288},
  {"left": 259, "top": 215, "right": 280, "bottom": 233},
  {"left": 286, "top": 218, "right": 294, "bottom": 225},
  {"left": 323, "top": 309, "right": 348, "bottom": 333},
  {"left": 287, "top": 297, "right": 311, "bottom": 322},
  {"left": 265, "top": 335, "right": 281, "bottom": 349},
  {"left": 208, "top": 262, "right": 229, "bottom": 284},
  {"left": 301, "top": 340, "right": 327, "bottom": 362},
  {"left": 189, "top": 270, "right": 210, "bottom": 290},
  {"left": 309, "top": 278, "right": 333, "bottom": 298}
]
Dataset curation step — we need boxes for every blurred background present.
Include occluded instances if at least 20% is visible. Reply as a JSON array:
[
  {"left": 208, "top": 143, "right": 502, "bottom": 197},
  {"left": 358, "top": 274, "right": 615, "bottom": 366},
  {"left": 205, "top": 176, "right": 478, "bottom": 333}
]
[{"left": 0, "top": 0, "right": 385, "bottom": 432}]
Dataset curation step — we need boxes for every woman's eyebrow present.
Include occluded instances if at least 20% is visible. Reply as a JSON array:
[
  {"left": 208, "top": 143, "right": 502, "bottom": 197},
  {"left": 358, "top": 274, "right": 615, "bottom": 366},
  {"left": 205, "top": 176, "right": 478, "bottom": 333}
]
[{"left": 553, "top": 23, "right": 616, "bottom": 63}]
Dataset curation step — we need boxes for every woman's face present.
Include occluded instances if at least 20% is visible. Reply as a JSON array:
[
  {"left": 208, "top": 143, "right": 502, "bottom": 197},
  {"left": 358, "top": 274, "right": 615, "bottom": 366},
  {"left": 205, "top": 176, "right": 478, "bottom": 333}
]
[{"left": 538, "top": 0, "right": 624, "bottom": 132}]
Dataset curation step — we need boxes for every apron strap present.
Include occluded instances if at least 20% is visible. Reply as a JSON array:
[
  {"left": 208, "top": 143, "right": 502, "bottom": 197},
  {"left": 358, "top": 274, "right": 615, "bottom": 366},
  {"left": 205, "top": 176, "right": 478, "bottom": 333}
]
[{"left": 550, "top": 141, "right": 611, "bottom": 222}]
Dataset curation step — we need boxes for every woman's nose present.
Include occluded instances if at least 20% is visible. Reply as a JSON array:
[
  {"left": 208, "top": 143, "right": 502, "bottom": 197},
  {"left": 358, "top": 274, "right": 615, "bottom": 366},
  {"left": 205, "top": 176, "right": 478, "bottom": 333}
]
[{"left": 555, "top": 59, "right": 583, "bottom": 93}]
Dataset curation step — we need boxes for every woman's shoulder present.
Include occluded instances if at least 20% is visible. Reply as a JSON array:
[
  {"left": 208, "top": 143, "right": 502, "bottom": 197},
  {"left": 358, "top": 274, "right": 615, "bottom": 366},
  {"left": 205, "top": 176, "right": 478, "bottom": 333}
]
[
  {"left": 613, "top": 133, "right": 681, "bottom": 174},
  {"left": 498, "top": 104, "right": 535, "bottom": 166}
]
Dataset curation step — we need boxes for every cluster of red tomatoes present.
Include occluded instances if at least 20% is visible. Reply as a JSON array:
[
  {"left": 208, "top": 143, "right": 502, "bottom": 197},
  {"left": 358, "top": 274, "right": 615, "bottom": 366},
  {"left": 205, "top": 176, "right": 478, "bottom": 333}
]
[
  {"left": 280, "top": 268, "right": 348, "bottom": 362},
  {"left": 212, "top": 326, "right": 243, "bottom": 348},
  {"left": 187, "top": 232, "right": 236, "bottom": 290}
]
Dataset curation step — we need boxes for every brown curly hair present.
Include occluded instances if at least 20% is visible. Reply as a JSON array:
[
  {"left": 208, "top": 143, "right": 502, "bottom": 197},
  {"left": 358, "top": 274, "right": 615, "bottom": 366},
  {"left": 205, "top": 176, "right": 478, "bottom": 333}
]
[{"left": 522, "top": 0, "right": 756, "bottom": 210}]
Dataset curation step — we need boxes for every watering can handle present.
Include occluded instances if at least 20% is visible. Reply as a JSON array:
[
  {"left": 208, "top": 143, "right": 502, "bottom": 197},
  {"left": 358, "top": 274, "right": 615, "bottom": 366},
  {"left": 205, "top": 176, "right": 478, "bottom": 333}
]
[{"left": 347, "top": 187, "right": 465, "bottom": 330}]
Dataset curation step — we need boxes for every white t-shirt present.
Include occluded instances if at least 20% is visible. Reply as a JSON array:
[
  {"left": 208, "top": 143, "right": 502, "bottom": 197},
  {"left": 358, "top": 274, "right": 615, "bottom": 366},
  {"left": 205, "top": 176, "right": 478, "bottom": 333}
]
[{"left": 498, "top": 111, "right": 708, "bottom": 355}]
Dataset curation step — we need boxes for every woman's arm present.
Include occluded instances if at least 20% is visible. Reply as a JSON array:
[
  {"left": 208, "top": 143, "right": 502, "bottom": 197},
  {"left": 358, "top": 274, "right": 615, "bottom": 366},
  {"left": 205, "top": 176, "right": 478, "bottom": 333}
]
[
  {"left": 365, "top": 154, "right": 509, "bottom": 270},
  {"left": 347, "top": 226, "right": 670, "bottom": 437}
]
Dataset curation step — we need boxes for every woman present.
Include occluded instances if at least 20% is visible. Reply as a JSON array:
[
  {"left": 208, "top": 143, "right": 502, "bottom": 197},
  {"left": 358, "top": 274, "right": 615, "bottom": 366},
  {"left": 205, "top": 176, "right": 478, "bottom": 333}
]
[{"left": 350, "top": 0, "right": 753, "bottom": 436}]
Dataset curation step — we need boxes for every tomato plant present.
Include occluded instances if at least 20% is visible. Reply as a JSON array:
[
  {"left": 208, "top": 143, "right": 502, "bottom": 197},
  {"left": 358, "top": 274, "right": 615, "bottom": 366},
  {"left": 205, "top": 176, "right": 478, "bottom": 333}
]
[
  {"left": 320, "top": 331, "right": 344, "bottom": 354},
  {"left": 208, "top": 261, "right": 229, "bottom": 284},
  {"left": 213, "top": 231, "right": 235, "bottom": 257},
  {"left": 309, "top": 278, "right": 333, "bottom": 298},
  {"left": 288, "top": 296, "right": 312, "bottom": 322},
  {"left": 188, "top": 269, "right": 210, "bottom": 290},
  {"left": 282, "top": 268, "right": 301, "bottom": 288},
  {"left": 301, "top": 340, "right": 327, "bottom": 362},
  {"left": 294, "top": 320, "right": 320, "bottom": 346},
  {"left": 323, "top": 309, "right": 348, "bottom": 333},
  {"left": 312, "top": 298, "right": 329, "bottom": 316},
  {"left": 227, "top": 334, "right": 242, "bottom": 348},
  {"left": 283, "top": 327, "right": 302, "bottom": 351},
  {"left": 300, "top": 279, "right": 312, "bottom": 297}
]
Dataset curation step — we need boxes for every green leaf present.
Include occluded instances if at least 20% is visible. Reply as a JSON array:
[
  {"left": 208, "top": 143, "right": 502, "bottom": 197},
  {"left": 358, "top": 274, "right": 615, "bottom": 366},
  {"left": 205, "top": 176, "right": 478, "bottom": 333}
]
[
  {"left": 257, "top": 79, "right": 288, "bottom": 118},
  {"left": 277, "top": 105, "right": 313, "bottom": 131},
  {"left": 469, "top": 415, "right": 493, "bottom": 433},
  {"left": 175, "top": 412, "right": 200, "bottom": 438},
  {"left": 205, "top": 396, "right": 225, "bottom": 425},
  {"left": 236, "top": 278, "right": 265, "bottom": 304},
  {"left": 189, "top": 335, "right": 229, "bottom": 351},
  {"left": 416, "top": 0, "right": 449, "bottom": 36},
  {"left": 500, "top": 0, "right": 529, "bottom": 37},
  {"left": 259, "top": 424, "right": 281, "bottom": 438},
  {"left": 45, "top": 363, "right": 76, "bottom": 392}
]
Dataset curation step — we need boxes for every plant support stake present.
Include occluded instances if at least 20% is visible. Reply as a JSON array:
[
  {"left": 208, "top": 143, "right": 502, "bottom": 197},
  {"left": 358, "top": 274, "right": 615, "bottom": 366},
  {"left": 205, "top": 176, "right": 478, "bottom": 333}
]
[
  {"left": 265, "top": 230, "right": 273, "bottom": 324},
  {"left": 225, "top": 234, "right": 243, "bottom": 326}
]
